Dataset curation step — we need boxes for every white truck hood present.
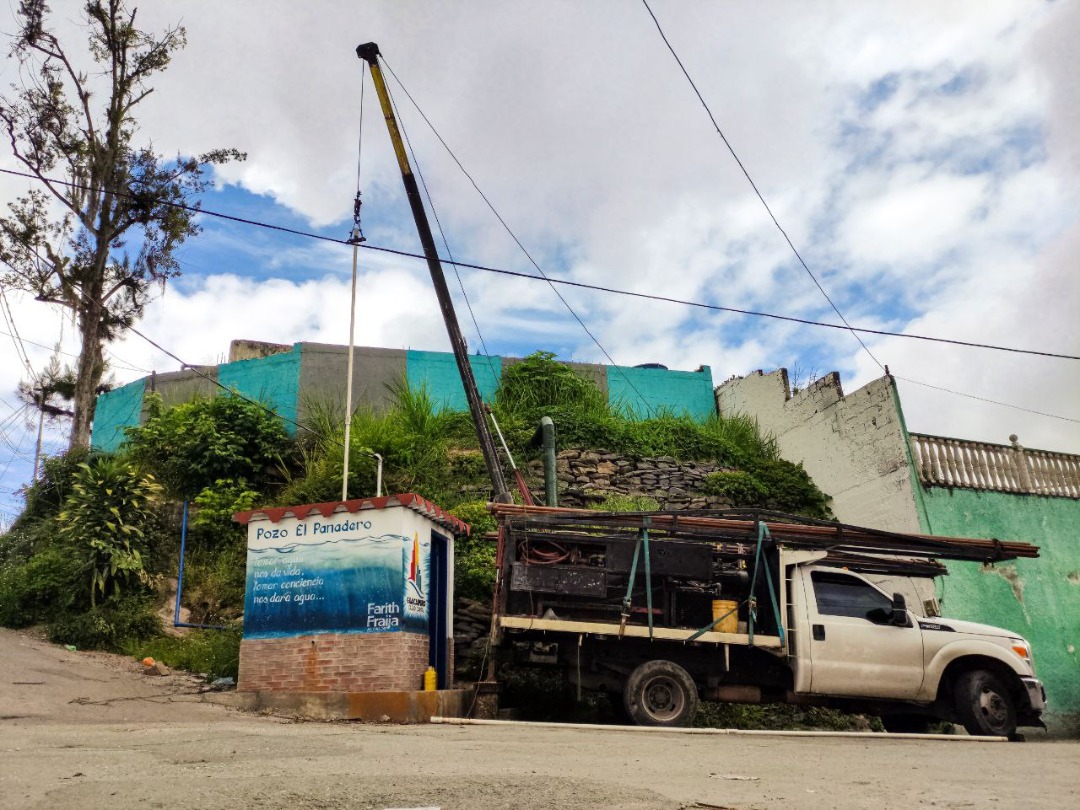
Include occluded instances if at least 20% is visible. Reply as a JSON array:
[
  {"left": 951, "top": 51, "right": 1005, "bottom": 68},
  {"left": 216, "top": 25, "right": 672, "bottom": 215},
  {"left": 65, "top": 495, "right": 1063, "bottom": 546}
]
[{"left": 925, "top": 617, "right": 1018, "bottom": 639}]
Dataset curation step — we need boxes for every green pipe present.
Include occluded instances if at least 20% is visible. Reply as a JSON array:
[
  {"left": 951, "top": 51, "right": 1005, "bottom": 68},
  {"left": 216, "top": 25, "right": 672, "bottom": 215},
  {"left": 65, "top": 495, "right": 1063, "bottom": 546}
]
[{"left": 540, "top": 416, "right": 557, "bottom": 507}]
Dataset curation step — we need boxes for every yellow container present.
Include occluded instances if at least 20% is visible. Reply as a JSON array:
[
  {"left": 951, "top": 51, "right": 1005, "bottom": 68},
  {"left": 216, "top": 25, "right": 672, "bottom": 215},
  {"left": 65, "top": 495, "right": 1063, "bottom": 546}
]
[
  {"left": 711, "top": 600, "right": 739, "bottom": 634},
  {"left": 423, "top": 666, "right": 437, "bottom": 692}
]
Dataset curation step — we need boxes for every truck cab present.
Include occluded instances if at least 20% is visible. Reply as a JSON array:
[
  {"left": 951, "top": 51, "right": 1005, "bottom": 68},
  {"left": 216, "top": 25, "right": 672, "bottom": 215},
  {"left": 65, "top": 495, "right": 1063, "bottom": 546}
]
[{"left": 787, "top": 554, "right": 1045, "bottom": 737}]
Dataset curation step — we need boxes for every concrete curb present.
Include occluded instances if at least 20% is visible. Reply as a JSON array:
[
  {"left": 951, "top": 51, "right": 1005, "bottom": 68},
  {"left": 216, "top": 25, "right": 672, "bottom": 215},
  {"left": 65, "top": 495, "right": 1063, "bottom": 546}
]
[{"left": 430, "top": 716, "right": 1008, "bottom": 742}]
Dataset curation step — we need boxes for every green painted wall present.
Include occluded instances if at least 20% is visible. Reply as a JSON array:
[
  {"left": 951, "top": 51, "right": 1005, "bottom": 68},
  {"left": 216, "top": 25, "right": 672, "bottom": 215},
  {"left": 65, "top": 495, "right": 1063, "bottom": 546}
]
[
  {"left": 90, "top": 378, "right": 147, "bottom": 452},
  {"left": 606, "top": 364, "right": 715, "bottom": 419},
  {"left": 406, "top": 350, "right": 502, "bottom": 412},
  {"left": 218, "top": 347, "right": 303, "bottom": 435},
  {"left": 918, "top": 487, "right": 1080, "bottom": 733}
]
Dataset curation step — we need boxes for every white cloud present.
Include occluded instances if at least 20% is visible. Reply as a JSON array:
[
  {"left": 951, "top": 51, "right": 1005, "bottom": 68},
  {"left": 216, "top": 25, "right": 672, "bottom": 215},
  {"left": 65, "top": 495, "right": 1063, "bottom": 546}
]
[{"left": 2, "top": 0, "right": 1078, "bottom": 519}]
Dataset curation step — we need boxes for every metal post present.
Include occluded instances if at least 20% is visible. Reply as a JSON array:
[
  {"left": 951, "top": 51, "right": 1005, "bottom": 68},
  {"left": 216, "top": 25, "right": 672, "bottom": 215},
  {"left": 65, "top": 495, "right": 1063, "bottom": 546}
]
[
  {"left": 540, "top": 416, "right": 557, "bottom": 507},
  {"left": 356, "top": 42, "right": 510, "bottom": 504},
  {"left": 342, "top": 225, "right": 361, "bottom": 501},
  {"left": 174, "top": 500, "right": 189, "bottom": 626}
]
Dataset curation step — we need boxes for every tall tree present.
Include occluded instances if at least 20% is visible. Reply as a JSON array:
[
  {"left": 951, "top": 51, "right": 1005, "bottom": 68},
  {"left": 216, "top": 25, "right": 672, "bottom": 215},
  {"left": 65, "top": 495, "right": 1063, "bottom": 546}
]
[{"left": 0, "top": 1, "right": 244, "bottom": 449}]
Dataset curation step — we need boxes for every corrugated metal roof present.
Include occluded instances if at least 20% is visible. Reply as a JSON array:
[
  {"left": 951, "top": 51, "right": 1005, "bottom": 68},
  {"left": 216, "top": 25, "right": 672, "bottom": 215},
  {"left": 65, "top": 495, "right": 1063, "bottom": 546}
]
[{"left": 232, "top": 492, "right": 470, "bottom": 536}]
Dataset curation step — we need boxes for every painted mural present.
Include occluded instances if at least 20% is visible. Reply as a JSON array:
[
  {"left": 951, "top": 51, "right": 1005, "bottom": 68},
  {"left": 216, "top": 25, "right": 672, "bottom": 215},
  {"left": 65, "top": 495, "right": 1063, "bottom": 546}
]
[{"left": 242, "top": 511, "right": 430, "bottom": 640}]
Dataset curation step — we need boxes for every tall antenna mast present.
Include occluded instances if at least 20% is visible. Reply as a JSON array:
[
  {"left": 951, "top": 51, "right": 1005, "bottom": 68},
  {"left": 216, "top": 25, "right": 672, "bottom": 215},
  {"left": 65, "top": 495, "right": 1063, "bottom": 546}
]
[{"left": 356, "top": 42, "right": 511, "bottom": 503}]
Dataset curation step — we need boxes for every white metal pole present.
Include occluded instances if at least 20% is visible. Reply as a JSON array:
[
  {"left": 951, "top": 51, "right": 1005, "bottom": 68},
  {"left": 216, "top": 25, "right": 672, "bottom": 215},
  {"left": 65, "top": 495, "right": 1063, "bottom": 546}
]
[{"left": 342, "top": 226, "right": 360, "bottom": 501}]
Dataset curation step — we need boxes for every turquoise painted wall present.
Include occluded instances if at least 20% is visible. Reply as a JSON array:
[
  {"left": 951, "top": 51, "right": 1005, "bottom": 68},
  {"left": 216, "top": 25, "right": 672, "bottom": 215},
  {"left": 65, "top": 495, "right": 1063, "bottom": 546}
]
[
  {"left": 606, "top": 364, "right": 715, "bottom": 420},
  {"left": 918, "top": 488, "right": 1080, "bottom": 733},
  {"left": 90, "top": 378, "right": 147, "bottom": 452},
  {"left": 406, "top": 350, "right": 502, "bottom": 412},
  {"left": 218, "top": 346, "right": 303, "bottom": 435}
]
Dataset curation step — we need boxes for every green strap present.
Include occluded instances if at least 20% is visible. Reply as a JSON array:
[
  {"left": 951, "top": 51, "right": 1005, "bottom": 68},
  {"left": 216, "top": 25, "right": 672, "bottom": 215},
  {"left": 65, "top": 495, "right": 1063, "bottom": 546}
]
[
  {"left": 621, "top": 518, "right": 655, "bottom": 640},
  {"left": 751, "top": 522, "right": 786, "bottom": 648},
  {"left": 687, "top": 520, "right": 786, "bottom": 648},
  {"left": 685, "top": 601, "right": 740, "bottom": 643},
  {"left": 642, "top": 518, "right": 653, "bottom": 638}
]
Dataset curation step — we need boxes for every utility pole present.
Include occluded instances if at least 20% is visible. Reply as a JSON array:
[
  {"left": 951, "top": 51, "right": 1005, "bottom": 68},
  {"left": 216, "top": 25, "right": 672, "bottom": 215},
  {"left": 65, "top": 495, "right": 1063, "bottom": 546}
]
[{"left": 356, "top": 43, "right": 511, "bottom": 503}]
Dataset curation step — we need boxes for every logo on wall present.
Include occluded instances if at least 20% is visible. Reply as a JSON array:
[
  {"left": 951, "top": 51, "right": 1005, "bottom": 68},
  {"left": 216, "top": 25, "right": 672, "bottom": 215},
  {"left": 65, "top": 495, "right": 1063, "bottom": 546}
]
[
  {"left": 408, "top": 532, "right": 423, "bottom": 593},
  {"left": 403, "top": 531, "right": 430, "bottom": 630}
]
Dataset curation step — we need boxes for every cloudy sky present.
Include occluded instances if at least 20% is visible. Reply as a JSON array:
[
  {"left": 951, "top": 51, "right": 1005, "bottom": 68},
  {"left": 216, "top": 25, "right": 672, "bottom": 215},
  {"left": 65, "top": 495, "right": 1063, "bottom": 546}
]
[{"left": 1, "top": 1, "right": 1078, "bottom": 523}]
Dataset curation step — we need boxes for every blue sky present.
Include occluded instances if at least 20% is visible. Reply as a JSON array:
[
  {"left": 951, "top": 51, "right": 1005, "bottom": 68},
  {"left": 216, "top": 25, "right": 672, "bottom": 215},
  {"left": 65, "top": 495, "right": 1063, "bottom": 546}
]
[{"left": 2, "top": 1, "right": 1078, "bottom": 525}]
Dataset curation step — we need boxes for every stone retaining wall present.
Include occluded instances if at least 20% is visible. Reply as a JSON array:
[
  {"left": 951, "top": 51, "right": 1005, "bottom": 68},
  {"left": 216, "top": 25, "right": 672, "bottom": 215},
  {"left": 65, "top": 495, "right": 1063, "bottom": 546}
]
[{"left": 527, "top": 448, "right": 736, "bottom": 510}]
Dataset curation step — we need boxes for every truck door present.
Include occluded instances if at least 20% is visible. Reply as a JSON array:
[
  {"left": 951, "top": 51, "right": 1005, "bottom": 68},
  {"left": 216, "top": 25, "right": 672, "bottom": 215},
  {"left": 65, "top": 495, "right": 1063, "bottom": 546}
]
[{"left": 803, "top": 567, "right": 924, "bottom": 699}]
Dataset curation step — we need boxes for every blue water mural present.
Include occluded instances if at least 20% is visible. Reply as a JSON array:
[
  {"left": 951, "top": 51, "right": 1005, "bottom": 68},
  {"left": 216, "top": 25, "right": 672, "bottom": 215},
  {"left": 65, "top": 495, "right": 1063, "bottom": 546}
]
[{"left": 242, "top": 533, "right": 427, "bottom": 639}]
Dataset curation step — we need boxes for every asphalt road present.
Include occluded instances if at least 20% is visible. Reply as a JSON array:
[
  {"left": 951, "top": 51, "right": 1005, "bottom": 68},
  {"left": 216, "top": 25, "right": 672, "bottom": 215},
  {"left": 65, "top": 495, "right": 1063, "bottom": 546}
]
[{"left": 1, "top": 627, "right": 1075, "bottom": 810}]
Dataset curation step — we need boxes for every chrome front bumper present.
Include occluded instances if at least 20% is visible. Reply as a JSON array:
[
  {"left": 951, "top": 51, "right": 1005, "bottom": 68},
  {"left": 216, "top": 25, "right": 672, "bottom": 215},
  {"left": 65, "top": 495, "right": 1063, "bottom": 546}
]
[{"left": 1020, "top": 676, "right": 1046, "bottom": 713}]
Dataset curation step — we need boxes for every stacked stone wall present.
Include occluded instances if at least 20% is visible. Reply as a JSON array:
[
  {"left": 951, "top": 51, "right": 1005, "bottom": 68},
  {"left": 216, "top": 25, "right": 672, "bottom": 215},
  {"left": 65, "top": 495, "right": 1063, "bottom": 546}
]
[{"left": 526, "top": 449, "right": 736, "bottom": 510}]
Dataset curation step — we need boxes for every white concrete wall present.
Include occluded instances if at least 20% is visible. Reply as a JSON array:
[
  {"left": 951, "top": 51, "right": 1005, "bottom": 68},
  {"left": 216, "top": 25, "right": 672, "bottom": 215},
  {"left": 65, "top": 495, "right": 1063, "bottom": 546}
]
[{"left": 715, "top": 369, "right": 922, "bottom": 534}]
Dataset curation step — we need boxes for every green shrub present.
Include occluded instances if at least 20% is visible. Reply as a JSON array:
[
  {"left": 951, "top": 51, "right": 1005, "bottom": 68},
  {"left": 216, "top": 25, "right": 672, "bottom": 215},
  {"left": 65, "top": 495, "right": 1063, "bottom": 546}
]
[
  {"left": 46, "top": 595, "right": 162, "bottom": 653},
  {"left": 701, "top": 470, "right": 769, "bottom": 505},
  {"left": 58, "top": 456, "right": 163, "bottom": 606},
  {"left": 592, "top": 493, "right": 661, "bottom": 512},
  {"left": 495, "top": 351, "right": 608, "bottom": 419},
  {"left": 11, "top": 448, "right": 91, "bottom": 528},
  {"left": 128, "top": 625, "right": 242, "bottom": 680},
  {"left": 448, "top": 500, "right": 497, "bottom": 536},
  {"left": 124, "top": 392, "right": 290, "bottom": 498},
  {"left": 181, "top": 538, "right": 248, "bottom": 624},
  {"left": 454, "top": 537, "right": 497, "bottom": 602},
  {"left": 747, "top": 459, "right": 832, "bottom": 519},
  {"left": 0, "top": 545, "right": 84, "bottom": 626},
  {"left": 702, "top": 460, "right": 831, "bottom": 519}
]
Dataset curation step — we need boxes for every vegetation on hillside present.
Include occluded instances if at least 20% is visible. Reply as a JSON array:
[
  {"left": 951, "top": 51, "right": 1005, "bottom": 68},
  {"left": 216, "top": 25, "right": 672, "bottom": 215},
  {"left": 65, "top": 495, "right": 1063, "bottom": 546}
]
[{"left": 0, "top": 352, "right": 830, "bottom": 688}]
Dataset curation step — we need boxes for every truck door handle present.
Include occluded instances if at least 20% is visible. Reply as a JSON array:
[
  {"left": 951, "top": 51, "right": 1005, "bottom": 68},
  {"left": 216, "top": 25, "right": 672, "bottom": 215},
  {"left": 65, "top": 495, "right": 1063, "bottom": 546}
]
[{"left": 812, "top": 624, "right": 825, "bottom": 641}]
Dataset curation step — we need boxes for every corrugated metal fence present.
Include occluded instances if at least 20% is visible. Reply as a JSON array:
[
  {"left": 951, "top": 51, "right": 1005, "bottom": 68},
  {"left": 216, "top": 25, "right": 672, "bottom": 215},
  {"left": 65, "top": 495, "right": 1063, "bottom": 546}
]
[{"left": 910, "top": 433, "right": 1080, "bottom": 498}]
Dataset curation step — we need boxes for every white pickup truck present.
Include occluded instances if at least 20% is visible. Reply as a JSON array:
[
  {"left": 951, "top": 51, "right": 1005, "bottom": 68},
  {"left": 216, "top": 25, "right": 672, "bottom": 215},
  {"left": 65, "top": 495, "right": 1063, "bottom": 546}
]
[{"left": 491, "top": 507, "right": 1046, "bottom": 739}]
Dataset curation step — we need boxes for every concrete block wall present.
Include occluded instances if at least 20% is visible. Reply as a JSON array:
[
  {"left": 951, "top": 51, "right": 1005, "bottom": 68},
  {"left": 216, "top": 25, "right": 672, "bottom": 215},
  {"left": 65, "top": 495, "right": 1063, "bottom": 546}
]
[
  {"left": 92, "top": 340, "right": 718, "bottom": 450},
  {"left": 238, "top": 631, "right": 431, "bottom": 693},
  {"left": 715, "top": 370, "right": 921, "bottom": 533},
  {"left": 916, "top": 488, "right": 1080, "bottom": 734}
]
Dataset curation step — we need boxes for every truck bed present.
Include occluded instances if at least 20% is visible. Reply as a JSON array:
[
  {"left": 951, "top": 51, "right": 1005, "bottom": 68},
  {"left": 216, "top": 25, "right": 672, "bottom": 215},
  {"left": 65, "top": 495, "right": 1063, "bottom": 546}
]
[{"left": 498, "top": 614, "right": 783, "bottom": 648}]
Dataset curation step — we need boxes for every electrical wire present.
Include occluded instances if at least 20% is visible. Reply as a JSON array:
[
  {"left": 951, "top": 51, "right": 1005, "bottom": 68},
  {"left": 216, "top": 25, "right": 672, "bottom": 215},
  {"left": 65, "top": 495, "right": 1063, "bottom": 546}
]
[
  {"left": 0, "top": 167, "right": 1076, "bottom": 424},
  {"left": 640, "top": 0, "right": 884, "bottom": 371},
  {"left": 2, "top": 168, "right": 1067, "bottom": 362},
  {"left": 0, "top": 329, "right": 148, "bottom": 373},
  {"left": 381, "top": 68, "right": 501, "bottom": 391},
  {"left": 893, "top": 375, "right": 1078, "bottom": 424},
  {"left": 0, "top": 290, "right": 35, "bottom": 375},
  {"left": 380, "top": 57, "right": 658, "bottom": 416}
]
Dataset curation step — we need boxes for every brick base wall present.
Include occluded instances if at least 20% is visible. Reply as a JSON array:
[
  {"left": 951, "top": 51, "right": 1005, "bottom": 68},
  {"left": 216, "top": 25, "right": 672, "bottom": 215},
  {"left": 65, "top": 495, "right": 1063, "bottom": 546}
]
[{"left": 238, "top": 631, "right": 432, "bottom": 693}]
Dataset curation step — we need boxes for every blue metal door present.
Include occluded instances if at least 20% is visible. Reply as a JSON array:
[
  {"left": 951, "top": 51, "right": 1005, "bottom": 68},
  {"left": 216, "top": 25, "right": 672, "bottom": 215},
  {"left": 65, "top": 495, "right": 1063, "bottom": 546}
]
[{"left": 428, "top": 532, "right": 450, "bottom": 688}]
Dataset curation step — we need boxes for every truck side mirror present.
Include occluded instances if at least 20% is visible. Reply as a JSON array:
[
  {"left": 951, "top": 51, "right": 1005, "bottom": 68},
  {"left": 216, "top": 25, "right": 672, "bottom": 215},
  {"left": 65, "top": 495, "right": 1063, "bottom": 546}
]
[{"left": 891, "top": 593, "right": 910, "bottom": 627}]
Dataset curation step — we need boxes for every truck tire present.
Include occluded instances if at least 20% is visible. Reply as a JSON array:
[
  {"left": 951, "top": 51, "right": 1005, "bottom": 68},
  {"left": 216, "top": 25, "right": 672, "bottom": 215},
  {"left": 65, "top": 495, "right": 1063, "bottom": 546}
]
[
  {"left": 880, "top": 714, "right": 932, "bottom": 734},
  {"left": 953, "top": 669, "right": 1017, "bottom": 738},
  {"left": 623, "top": 660, "right": 699, "bottom": 727}
]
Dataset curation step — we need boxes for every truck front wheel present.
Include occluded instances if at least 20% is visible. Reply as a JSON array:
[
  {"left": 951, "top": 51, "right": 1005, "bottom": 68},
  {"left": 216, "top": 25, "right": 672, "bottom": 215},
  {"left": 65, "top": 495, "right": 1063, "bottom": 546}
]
[
  {"left": 623, "top": 660, "right": 699, "bottom": 727},
  {"left": 954, "top": 669, "right": 1017, "bottom": 738}
]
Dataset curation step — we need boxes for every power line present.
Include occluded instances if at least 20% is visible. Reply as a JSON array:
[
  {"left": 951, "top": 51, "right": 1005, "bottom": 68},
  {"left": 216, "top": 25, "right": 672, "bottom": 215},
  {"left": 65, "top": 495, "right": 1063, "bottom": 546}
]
[
  {"left": 2, "top": 167, "right": 1068, "bottom": 362},
  {"left": 0, "top": 290, "right": 35, "bottom": 375},
  {"left": 1, "top": 166, "right": 1076, "bottom": 429},
  {"left": 640, "top": 0, "right": 884, "bottom": 372},
  {"left": 380, "top": 65, "right": 501, "bottom": 391},
  {"left": 895, "top": 375, "right": 1079, "bottom": 424},
  {"left": 0, "top": 328, "right": 149, "bottom": 373},
  {"left": 380, "top": 57, "right": 658, "bottom": 416}
]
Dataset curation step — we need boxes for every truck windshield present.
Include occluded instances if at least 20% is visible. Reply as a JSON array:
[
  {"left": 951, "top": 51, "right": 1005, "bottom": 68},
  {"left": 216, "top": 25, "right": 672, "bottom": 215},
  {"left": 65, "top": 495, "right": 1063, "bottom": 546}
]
[{"left": 811, "top": 570, "right": 892, "bottom": 620}]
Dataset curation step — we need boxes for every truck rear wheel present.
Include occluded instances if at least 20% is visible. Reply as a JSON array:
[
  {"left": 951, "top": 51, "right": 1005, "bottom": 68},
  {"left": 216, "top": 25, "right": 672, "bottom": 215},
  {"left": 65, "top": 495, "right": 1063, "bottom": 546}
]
[
  {"left": 623, "top": 660, "right": 698, "bottom": 727},
  {"left": 953, "top": 669, "right": 1017, "bottom": 738}
]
